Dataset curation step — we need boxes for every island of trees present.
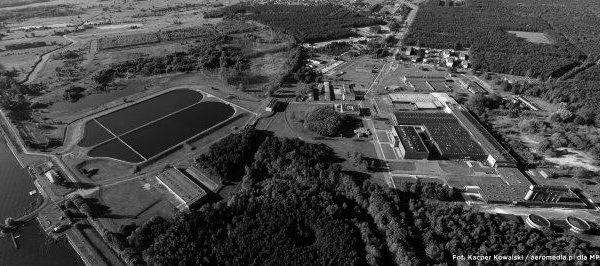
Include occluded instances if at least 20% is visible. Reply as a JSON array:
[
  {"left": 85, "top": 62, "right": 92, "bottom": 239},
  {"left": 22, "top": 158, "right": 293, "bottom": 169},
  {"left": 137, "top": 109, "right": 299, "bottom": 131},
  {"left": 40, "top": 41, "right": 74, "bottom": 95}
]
[{"left": 304, "top": 106, "right": 344, "bottom": 137}]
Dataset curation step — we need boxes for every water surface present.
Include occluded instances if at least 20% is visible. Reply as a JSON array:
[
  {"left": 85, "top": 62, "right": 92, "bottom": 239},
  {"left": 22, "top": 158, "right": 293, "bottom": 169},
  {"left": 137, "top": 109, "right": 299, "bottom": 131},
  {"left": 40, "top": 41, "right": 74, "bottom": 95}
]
[{"left": 0, "top": 139, "right": 82, "bottom": 265}]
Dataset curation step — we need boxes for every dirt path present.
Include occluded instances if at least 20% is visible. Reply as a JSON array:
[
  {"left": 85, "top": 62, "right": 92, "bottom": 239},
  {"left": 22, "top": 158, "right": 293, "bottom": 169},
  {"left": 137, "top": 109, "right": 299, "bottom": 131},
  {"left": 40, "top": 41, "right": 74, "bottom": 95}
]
[{"left": 22, "top": 35, "right": 78, "bottom": 85}]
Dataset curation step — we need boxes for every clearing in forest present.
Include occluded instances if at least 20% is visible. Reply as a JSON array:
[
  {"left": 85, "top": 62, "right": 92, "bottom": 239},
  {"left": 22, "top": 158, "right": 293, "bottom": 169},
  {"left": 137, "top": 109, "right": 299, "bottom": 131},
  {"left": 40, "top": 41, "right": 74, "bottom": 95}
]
[{"left": 507, "top": 31, "right": 554, "bottom": 44}]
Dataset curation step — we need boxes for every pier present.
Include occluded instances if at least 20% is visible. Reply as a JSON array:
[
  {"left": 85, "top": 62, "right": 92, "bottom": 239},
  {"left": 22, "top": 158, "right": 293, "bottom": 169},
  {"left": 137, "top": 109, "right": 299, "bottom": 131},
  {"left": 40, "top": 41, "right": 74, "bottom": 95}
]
[{"left": 10, "top": 231, "right": 19, "bottom": 249}]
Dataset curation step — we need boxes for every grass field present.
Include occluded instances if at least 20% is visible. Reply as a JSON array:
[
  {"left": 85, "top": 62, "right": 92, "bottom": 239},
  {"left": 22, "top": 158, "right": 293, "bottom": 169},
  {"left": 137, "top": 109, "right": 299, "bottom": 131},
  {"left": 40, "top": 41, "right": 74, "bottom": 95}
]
[
  {"left": 0, "top": 39, "right": 66, "bottom": 80},
  {"left": 75, "top": 158, "right": 134, "bottom": 183},
  {"left": 95, "top": 178, "right": 176, "bottom": 232}
]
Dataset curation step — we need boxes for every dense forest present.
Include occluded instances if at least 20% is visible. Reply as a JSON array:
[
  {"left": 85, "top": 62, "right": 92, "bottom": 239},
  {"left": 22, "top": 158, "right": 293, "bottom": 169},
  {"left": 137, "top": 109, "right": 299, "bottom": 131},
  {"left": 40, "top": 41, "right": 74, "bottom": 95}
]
[
  {"left": 211, "top": 4, "right": 383, "bottom": 42},
  {"left": 404, "top": 0, "right": 584, "bottom": 79},
  {"left": 500, "top": 0, "right": 600, "bottom": 56},
  {"left": 575, "top": 64, "right": 600, "bottom": 81},
  {"left": 109, "top": 127, "right": 597, "bottom": 264}
]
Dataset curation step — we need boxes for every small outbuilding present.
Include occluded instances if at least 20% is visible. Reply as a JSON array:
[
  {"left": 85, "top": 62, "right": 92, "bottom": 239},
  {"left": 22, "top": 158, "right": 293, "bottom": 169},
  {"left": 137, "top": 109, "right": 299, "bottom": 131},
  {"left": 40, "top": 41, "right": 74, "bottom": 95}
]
[{"left": 265, "top": 98, "right": 278, "bottom": 112}]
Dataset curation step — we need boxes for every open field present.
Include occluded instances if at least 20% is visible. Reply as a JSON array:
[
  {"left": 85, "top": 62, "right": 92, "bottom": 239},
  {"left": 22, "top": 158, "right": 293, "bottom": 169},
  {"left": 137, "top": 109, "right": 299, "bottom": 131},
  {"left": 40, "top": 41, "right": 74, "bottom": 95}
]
[
  {"left": 507, "top": 31, "right": 553, "bottom": 44},
  {"left": 0, "top": 36, "right": 70, "bottom": 80},
  {"left": 95, "top": 178, "right": 176, "bottom": 232},
  {"left": 545, "top": 148, "right": 600, "bottom": 172}
]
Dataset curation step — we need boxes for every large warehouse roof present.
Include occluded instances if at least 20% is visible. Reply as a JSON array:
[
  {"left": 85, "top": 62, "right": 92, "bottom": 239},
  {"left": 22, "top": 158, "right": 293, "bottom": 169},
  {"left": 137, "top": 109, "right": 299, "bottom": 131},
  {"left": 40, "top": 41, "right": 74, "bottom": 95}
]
[
  {"left": 453, "top": 109, "right": 516, "bottom": 165},
  {"left": 156, "top": 168, "right": 207, "bottom": 209},
  {"left": 394, "top": 112, "right": 487, "bottom": 160},
  {"left": 394, "top": 126, "right": 428, "bottom": 153}
]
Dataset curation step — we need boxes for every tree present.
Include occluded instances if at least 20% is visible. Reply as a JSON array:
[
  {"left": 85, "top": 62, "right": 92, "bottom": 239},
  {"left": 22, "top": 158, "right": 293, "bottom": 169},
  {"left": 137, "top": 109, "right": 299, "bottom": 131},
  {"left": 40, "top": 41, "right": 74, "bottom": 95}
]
[
  {"left": 79, "top": 203, "right": 93, "bottom": 218},
  {"left": 118, "top": 131, "right": 600, "bottom": 264},
  {"left": 4, "top": 217, "right": 16, "bottom": 227},
  {"left": 351, "top": 151, "right": 368, "bottom": 171},
  {"left": 63, "top": 86, "right": 86, "bottom": 102},
  {"left": 304, "top": 106, "right": 344, "bottom": 136},
  {"left": 466, "top": 94, "right": 488, "bottom": 115},
  {"left": 93, "top": 69, "right": 115, "bottom": 85},
  {"left": 127, "top": 216, "right": 171, "bottom": 249},
  {"left": 573, "top": 168, "right": 594, "bottom": 179},
  {"left": 537, "top": 139, "right": 553, "bottom": 154}
]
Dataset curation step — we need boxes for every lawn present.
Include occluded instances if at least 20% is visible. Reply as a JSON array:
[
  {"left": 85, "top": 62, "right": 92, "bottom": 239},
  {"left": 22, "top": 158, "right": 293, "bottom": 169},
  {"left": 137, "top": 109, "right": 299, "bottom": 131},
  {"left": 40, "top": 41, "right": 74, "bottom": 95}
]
[
  {"left": 75, "top": 158, "right": 134, "bottom": 183},
  {"left": 95, "top": 178, "right": 175, "bottom": 232}
]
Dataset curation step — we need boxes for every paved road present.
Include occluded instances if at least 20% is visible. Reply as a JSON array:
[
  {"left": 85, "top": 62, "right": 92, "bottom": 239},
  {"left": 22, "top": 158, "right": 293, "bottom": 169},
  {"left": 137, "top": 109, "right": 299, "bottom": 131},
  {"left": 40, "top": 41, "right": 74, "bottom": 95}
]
[{"left": 359, "top": 59, "right": 396, "bottom": 188}]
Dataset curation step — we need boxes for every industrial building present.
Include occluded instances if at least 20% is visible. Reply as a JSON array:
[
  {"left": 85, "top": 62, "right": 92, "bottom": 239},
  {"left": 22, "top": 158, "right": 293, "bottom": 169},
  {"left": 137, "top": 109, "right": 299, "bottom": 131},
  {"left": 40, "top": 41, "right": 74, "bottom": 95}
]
[
  {"left": 331, "top": 84, "right": 356, "bottom": 101},
  {"left": 393, "top": 126, "right": 429, "bottom": 159},
  {"left": 523, "top": 185, "right": 588, "bottom": 208},
  {"left": 389, "top": 93, "right": 444, "bottom": 110},
  {"left": 476, "top": 183, "right": 530, "bottom": 204},
  {"left": 458, "top": 78, "right": 488, "bottom": 94},
  {"left": 156, "top": 168, "right": 207, "bottom": 210},
  {"left": 184, "top": 166, "right": 219, "bottom": 192},
  {"left": 566, "top": 216, "right": 591, "bottom": 233},
  {"left": 393, "top": 112, "right": 488, "bottom": 160},
  {"left": 45, "top": 170, "right": 62, "bottom": 184},
  {"left": 265, "top": 98, "right": 278, "bottom": 112},
  {"left": 334, "top": 103, "right": 360, "bottom": 115},
  {"left": 476, "top": 183, "right": 589, "bottom": 208},
  {"left": 453, "top": 108, "right": 517, "bottom": 167},
  {"left": 525, "top": 214, "right": 551, "bottom": 230},
  {"left": 322, "top": 82, "right": 332, "bottom": 101},
  {"left": 384, "top": 93, "right": 593, "bottom": 210}
]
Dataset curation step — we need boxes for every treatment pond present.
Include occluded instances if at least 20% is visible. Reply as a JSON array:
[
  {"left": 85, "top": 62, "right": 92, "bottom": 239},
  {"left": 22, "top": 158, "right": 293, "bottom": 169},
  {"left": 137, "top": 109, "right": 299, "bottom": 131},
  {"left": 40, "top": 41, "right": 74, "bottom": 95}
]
[{"left": 80, "top": 89, "right": 235, "bottom": 163}]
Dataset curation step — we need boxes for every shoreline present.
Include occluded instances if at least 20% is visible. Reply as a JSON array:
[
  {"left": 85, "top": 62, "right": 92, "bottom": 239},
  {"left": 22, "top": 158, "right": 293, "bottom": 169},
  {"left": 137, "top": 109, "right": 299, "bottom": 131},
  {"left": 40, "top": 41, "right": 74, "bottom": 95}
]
[{"left": 0, "top": 109, "right": 95, "bottom": 265}]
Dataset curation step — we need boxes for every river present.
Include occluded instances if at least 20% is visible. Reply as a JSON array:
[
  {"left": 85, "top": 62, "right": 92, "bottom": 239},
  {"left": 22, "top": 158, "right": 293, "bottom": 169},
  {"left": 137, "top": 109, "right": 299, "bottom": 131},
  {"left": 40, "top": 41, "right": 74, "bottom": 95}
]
[{"left": 0, "top": 139, "right": 82, "bottom": 265}]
